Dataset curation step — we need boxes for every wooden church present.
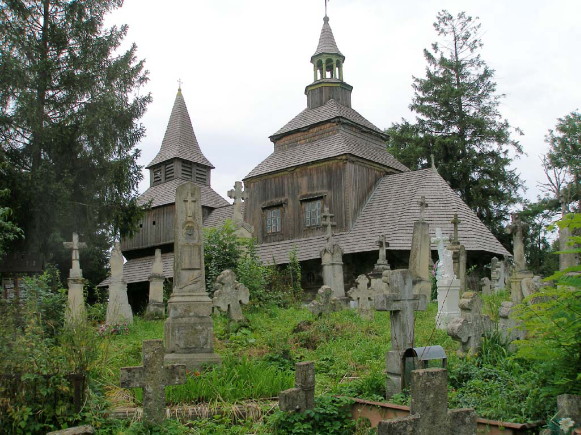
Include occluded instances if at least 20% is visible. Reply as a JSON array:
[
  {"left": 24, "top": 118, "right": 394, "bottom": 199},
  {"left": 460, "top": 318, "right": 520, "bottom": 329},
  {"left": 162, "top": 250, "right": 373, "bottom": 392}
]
[{"left": 104, "top": 13, "right": 509, "bottom": 299}]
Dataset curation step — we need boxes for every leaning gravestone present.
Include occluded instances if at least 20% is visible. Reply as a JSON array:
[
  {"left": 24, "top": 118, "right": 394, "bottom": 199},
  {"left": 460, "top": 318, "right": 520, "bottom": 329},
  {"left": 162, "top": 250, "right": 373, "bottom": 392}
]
[
  {"left": 212, "top": 269, "right": 250, "bottom": 322},
  {"left": 307, "top": 285, "right": 341, "bottom": 317},
  {"left": 377, "top": 368, "right": 476, "bottom": 435},
  {"left": 164, "top": 182, "right": 221, "bottom": 369},
  {"left": 120, "top": 340, "right": 186, "bottom": 424},
  {"left": 447, "top": 292, "right": 494, "bottom": 356},
  {"left": 409, "top": 197, "right": 431, "bottom": 299},
  {"left": 374, "top": 270, "right": 427, "bottom": 397},
  {"left": 106, "top": 242, "right": 133, "bottom": 325},
  {"left": 279, "top": 361, "right": 315, "bottom": 412},
  {"left": 145, "top": 248, "right": 165, "bottom": 319},
  {"left": 63, "top": 232, "right": 87, "bottom": 323},
  {"left": 348, "top": 274, "right": 375, "bottom": 319}
]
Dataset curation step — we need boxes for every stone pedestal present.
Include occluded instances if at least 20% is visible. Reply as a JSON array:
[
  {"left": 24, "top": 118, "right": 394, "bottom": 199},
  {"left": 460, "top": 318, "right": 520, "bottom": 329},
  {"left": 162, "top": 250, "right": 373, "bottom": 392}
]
[
  {"left": 510, "top": 270, "right": 534, "bottom": 304},
  {"left": 164, "top": 183, "right": 220, "bottom": 369},
  {"left": 409, "top": 221, "right": 431, "bottom": 299},
  {"left": 321, "top": 243, "right": 345, "bottom": 298},
  {"left": 436, "top": 277, "right": 461, "bottom": 330},
  {"left": 66, "top": 277, "right": 86, "bottom": 323},
  {"left": 146, "top": 249, "right": 166, "bottom": 319}
]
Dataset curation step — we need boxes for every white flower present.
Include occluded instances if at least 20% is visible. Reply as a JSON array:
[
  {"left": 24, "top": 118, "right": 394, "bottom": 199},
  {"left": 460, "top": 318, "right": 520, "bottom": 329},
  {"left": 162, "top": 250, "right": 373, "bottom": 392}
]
[{"left": 559, "top": 417, "right": 575, "bottom": 432}]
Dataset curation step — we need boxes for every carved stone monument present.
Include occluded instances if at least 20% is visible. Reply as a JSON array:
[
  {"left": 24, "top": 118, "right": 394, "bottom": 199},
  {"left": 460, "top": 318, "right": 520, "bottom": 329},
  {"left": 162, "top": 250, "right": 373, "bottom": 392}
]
[
  {"left": 145, "top": 249, "right": 165, "bottom": 319},
  {"left": 279, "top": 361, "right": 315, "bottom": 412},
  {"left": 506, "top": 213, "right": 534, "bottom": 303},
  {"left": 369, "top": 236, "right": 391, "bottom": 293},
  {"left": 374, "top": 270, "right": 427, "bottom": 397},
  {"left": 320, "top": 207, "right": 345, "bottom": 298},
  {"left": 447, "top": 291, "right": 494, "bottom": 356},
  {"left": 307, "top": 285, "right": 341, "bottom": 317},
  {"left": 106, "top": 242, "right": 133, "bottom": 325},
  {"left": 164, "top": 182, "right": 221, "bottom": 369},
  {"left": 348, "top": 274, "right": 375, "bottom": 319},
  {"left": 409, "top": 197, "right": 432, "bottom": 299},
  {"left": 448, "top": 214, "right": 467, "bottom": 293},
  {"left": 433, "top": 228, "right": 460, "bottom": 330},
  {"left": 63, "top": 232, "right": 87, "bottom": 323},
  {"left": 377, "top": 368, "right": 477, "bottom": 435},
  {"left": 120, "top": 340, "right": 186, "bottom": 424},
  {"left": 212, "top": 269, "right": 250, "bottom": 322}
]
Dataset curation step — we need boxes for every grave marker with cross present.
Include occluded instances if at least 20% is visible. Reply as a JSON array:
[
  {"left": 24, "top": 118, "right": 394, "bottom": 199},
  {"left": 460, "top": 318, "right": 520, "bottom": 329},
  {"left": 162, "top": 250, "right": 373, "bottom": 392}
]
[
  {"left": 279, "top": 361, "right": 315, "bottom": 412},
  {"left": 448, "top": 214, "right": 467, "bottom": 292},
  {"left": 447, "top": 291, "right": 494, "bottom": 356},
  {"left": 63, "top": 232, "right": 87, "bottom": 322},
  {"left": 212, "top": 269, "right": 250, "bottom": 322},
  {"left": 120, "top": 340, "right": 186, "bottom": 424},
  {"left": 227, "top": 181, "right": 248, "bottom": 224},
  {"left": 307, "top": 285, "right": 341, "bottom": 317},
  {"left": 375, "top": 235, "right": 390, "bottom": 270},
  {"left": 63, "top": 232, "right": 87, "bottom": 279},
  {"left": 409, "top": 202, "right": 432, "bottom": 300},
  {"left": 377, "top": 368, "right": 476, "bottom": 435},
  {"left": 417, "top": 195, "right": 428, "bottom": 222},
  {"left": 321, "top": 206, "right": 336, "bottom": 241},
  {"left": 320, "top": 206, "right": 345, "bottom": 298},
  {"left": 348, "top": 274, "right": 375, "bottom": 319},
  {"left": 374, "top": 269, "right": 427, "bottom": 397}
]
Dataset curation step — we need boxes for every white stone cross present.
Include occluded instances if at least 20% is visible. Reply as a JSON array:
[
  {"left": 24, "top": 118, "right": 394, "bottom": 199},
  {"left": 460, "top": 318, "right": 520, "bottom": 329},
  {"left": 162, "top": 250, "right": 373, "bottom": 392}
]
[
  {"left": 375, "top": 270, "right": 427, "bottom": 352},
  {"left": 120, "top": 340, "right": 186, "bottom": 424},
  {"left": 63, "top": 232, "right": 87, "bottom": 279},
  {"left": 377, "top": 368, "right": 476, "bottom": 435},
  {"left": 212, "top": 269, "right": 250, "bottom": 322}
]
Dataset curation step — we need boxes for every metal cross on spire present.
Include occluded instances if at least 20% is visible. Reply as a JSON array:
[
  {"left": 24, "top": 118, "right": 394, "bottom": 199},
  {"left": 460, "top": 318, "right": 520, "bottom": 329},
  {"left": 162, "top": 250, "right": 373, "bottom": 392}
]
[{"left": 177, "top": 78, "right": 183, "bottom": 90}]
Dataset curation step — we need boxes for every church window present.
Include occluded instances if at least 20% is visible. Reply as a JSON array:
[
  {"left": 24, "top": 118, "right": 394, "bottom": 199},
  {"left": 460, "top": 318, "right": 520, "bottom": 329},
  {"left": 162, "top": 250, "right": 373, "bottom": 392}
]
[
  {"left": 265, "top": 208, "right": 282, "bottom": 234},
  {"left": 165, "top": 163, "right": 174, "bottom": 180},
  {"left": 153, "top": 168, "right": 162, "bottom": 184},
  {"left": 304, "top": 199, "right": 322, "bottom": 227}
]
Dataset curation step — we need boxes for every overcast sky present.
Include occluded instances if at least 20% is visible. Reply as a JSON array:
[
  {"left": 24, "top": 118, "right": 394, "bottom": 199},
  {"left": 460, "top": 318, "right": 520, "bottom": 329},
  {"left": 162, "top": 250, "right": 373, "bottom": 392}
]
[{"left": 107, "top": 0, "right": 581, "bottom": 205}]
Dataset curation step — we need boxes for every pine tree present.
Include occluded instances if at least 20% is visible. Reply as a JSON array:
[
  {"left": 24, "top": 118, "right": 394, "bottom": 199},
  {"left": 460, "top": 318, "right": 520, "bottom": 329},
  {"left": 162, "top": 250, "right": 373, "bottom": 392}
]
[
  {"left": 0, "top": 0, "right": 151, "bottom": 284},
  {"left": 387, "top": 10, "right": 523, "bottom": 237}
]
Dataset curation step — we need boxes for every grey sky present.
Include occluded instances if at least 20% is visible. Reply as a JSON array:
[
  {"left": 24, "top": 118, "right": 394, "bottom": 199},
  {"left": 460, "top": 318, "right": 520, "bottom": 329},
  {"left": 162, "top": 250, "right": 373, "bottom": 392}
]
[{"left": 108, "top": 0, "right": 581, "bottom": 204}]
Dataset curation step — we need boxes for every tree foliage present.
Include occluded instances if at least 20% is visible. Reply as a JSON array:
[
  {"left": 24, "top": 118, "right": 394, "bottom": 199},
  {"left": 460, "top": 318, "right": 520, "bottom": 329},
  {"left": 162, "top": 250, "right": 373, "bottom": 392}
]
[
  {"left": 387, "top": 10, "right": 523, "bottom": 237},
  {"left": 0, "top": 0, "right": 151, "bottom": 284}
]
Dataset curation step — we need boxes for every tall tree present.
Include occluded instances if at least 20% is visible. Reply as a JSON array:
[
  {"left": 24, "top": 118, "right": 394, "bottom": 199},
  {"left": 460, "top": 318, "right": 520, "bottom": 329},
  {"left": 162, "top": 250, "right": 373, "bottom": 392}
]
[
  {"left": 387, "top": 10, "right": 523, "bottom": 237},
  {"left": 0, "top": 0, "right": 151, "bottom": 284}
]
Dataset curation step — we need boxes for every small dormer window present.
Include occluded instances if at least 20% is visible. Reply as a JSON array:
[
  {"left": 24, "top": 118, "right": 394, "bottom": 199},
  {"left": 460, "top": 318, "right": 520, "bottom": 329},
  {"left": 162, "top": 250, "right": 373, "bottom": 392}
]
[{"left": 153, "top": 168, "right": 162, "bottom": 185}]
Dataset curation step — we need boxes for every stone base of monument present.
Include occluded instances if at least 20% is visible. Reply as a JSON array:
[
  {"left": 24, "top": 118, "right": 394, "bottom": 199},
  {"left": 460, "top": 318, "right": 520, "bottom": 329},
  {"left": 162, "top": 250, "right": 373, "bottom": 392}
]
[
  {"left": 66, "top": 278, "right": 86, "bottom": 324},
  {"left": 385, "top": 350, "right": 403, "bottom": 398},
  {"left": 145, "top": 302, "right": 165, "bottom": 320},
  {"left": 436, "top": 278, "right": 461, "bottom": 330},
  {"left": 510, "top": 270, "right": 534, "bottom": 303}
]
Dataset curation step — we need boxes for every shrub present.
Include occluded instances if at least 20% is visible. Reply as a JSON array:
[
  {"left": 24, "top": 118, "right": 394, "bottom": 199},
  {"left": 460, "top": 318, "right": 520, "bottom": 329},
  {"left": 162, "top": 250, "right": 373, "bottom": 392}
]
[{"left": 204, "top": 220, "right": 243, "bottom": 295}]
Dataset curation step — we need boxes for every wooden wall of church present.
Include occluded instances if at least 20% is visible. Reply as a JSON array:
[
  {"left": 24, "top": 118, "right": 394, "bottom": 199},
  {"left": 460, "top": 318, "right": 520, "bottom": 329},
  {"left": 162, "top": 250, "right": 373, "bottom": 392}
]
[
  {"left": 121, "top": 204, "right": 175, "bottom": 252},
  {"left": 244, "top": 159, "right": 386, "bottom": 244}
]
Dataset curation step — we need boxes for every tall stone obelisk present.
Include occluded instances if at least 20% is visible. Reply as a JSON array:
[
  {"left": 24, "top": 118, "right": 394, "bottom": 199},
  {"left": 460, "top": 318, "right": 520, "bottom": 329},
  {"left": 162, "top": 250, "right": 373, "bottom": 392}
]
[{"left": 164, "top": 183, "right": 221, "bottom": 369}]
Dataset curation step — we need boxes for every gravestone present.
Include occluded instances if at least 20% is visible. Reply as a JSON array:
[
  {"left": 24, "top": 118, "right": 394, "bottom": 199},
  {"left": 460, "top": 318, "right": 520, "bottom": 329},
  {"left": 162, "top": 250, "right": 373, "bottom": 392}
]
[
  {"left": 447, "top": 291, "right": 494, "bottom": 356},
  {"left": 279, "top": 361, "right": 315, "bottom": 412},
  {"left": 448, "top": 214, "right": 467, "bottom": 293},
  {"left": 63, "top": 232, "right": 87, "bottom": 323},
  {"left": 212, "top": 269, "right": 250, "bottom": 322},
  {"left": 120, "top": 340, "right": 186, "bottom": 424},
  {"left": 374, "top": 270, "right": 427, "bottom": 397},
  {"left": 409, "top": 197, "right": 432, "bottom": 299},
  {"left": 164, "top": 182, "right": 221, "bottom": 369},
  {"left": 434, "top": 230, "right": 461, "bottom": 330},
  {"left": 498, "top": 301, "right": 526, "bottom": 344},
  {"left": 348, "top": 274, "right": 375, "bottom": 319},
  {"left": 228, "top": 181, "right": 254, "bottom": 239},
  {"left": 320, "top": 207, "right": 345, "bottom": 298},
  {"left": 145, "top": 249, "right": 165, "bottom": 319},
  {"left": 106, "top": 242, "right": 133, "bottom": 325},
  {"left": 506, "top": 213, "right": 527, "bottom": 272},
  {"left": 480, "top": 277, "right": 492, "bottom": 295},
  {"left": 307, "top": 285, "right": 341, "bottom": 317},
  {"left": 377, "top": 368, "right": 476, "bottom": 435},
  {"left": 369, "top": 236, "right": 392, "bottom": 294}
]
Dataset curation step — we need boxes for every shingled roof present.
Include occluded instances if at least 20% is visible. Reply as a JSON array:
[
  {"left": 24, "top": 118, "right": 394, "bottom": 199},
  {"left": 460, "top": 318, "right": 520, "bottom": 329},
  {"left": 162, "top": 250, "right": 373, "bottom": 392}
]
[
  {"left": 312, "top": 16, "right": 343, "bottom": 58},
  {"left": 246, "top": 126, "right": 407, "bottom": 179},
  {"left": 138, "top": 178, "right": 229, "bottom": 209},
  {"left": 272, "top": 98, "right": 383, "bottom": 139},
  {"left": 254, "top": 169, "right": 510, "bottom": 263},
  {"left": 146, "top": 89, "right": 214, "bottom": 169}
]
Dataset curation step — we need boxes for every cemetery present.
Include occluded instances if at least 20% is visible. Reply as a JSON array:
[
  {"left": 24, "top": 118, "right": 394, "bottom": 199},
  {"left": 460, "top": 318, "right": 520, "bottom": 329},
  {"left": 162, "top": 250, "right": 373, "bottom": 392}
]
[{"left": 0, "top": 1, "right": 580, "bottom": 435}]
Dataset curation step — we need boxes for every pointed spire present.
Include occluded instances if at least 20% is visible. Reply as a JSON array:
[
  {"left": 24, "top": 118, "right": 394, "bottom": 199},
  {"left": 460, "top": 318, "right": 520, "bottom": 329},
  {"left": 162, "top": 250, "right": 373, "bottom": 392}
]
[
  {"left": 312, "top": 15, "right": 343, "bottom": 59},
  {"left": 146, "top": 88, "right": 213, "bottom": 169}
]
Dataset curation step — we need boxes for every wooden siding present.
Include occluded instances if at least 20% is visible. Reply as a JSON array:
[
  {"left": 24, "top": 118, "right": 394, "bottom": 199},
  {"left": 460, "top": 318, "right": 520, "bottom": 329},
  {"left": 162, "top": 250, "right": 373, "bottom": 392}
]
[
  {"left": 244, "top": 158, "right": 387, "bottom": 244},
  {"left": 121, "top": 204, "right": 175, "bottom": 252}
]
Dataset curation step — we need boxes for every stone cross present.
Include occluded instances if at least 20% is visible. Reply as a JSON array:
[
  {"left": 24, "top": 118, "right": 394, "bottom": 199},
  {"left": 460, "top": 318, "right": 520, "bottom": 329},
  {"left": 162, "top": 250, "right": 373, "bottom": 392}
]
[
  {"left": 279, "top": 361, "right": 315, "bottom": 412},
  {"left": 418, "top": 196, "right": 428, "bottom": 222},
  {"left": 321, "top": 206, "right": 336, "bottom": 240},
  {"left": 212, "top": 269, "right": 250, "bottom": 322},
  {"left": 183, "top": 190, "right": 197, "bottom": 221},
  {"left": 376, "top": 235, "right": 390, "bottom": 269},
  {"left": 447, "top": 291, "right": 494, "bottom": 356},
  {"left": 377, "top": 368, "right": 476, "bottom": 435},
  {"left": 506, "top": 213, "right": 527, "bottom": 272},
  {"left": 375, "top": 270, "right": 427, "bottom": 397},
  {"left": 227, "top": 181, "right": 248, "bottom": 224},
  {"left": 450, "top": 214, "right": 461, "bottom": 246},
  {"left": 348, "top": 274, "right": 375, "bottom": 318},
  {"left": 120, "top": 340, "right": 186, "bottom": 425},
  {"left": 63, "top": 232, "right": 87, "bottom": 279},
  {"left": 480, "top": 277, "right": 491, "bottom": 295},
  {"left": 307, "top": 285, "right": 340, "bottom": 317}
]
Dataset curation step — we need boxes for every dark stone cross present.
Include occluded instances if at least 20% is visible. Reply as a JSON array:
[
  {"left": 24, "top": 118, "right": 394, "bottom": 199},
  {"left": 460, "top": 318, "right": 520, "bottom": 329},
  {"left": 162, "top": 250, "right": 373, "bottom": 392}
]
[
  {"left": 321, "top": 206, "right": 336, "bottom": 240},
  {"left": 417, "top": 196, "right": 428, "bottom": 222},
  {"left": 120, "top": 340, "right": 186, "bottom": 424},
  {"left": 279, "top": 361, "right": 315, "bottom": 412},
  {"left": 377, "top": 368, "right": 476, "bottom": 435},
  {"left": 450, "top": 213, "right": 461, "bottom": 245}
]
